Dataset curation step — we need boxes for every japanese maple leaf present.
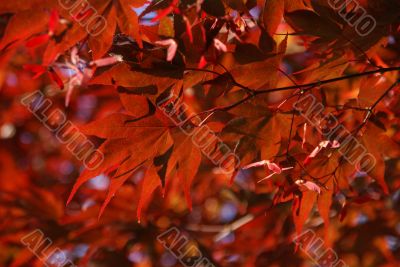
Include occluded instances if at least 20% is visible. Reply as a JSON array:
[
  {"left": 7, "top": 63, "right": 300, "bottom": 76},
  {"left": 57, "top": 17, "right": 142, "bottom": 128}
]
[
  {"left": 67, "top": 96, "right": 202, "bottom": 221},
  {"left": 51, "top": 0, "right": 146, "bottom": 62},
  {"left": 0, "top": 0, "right": 147, "bottom": 63}
]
